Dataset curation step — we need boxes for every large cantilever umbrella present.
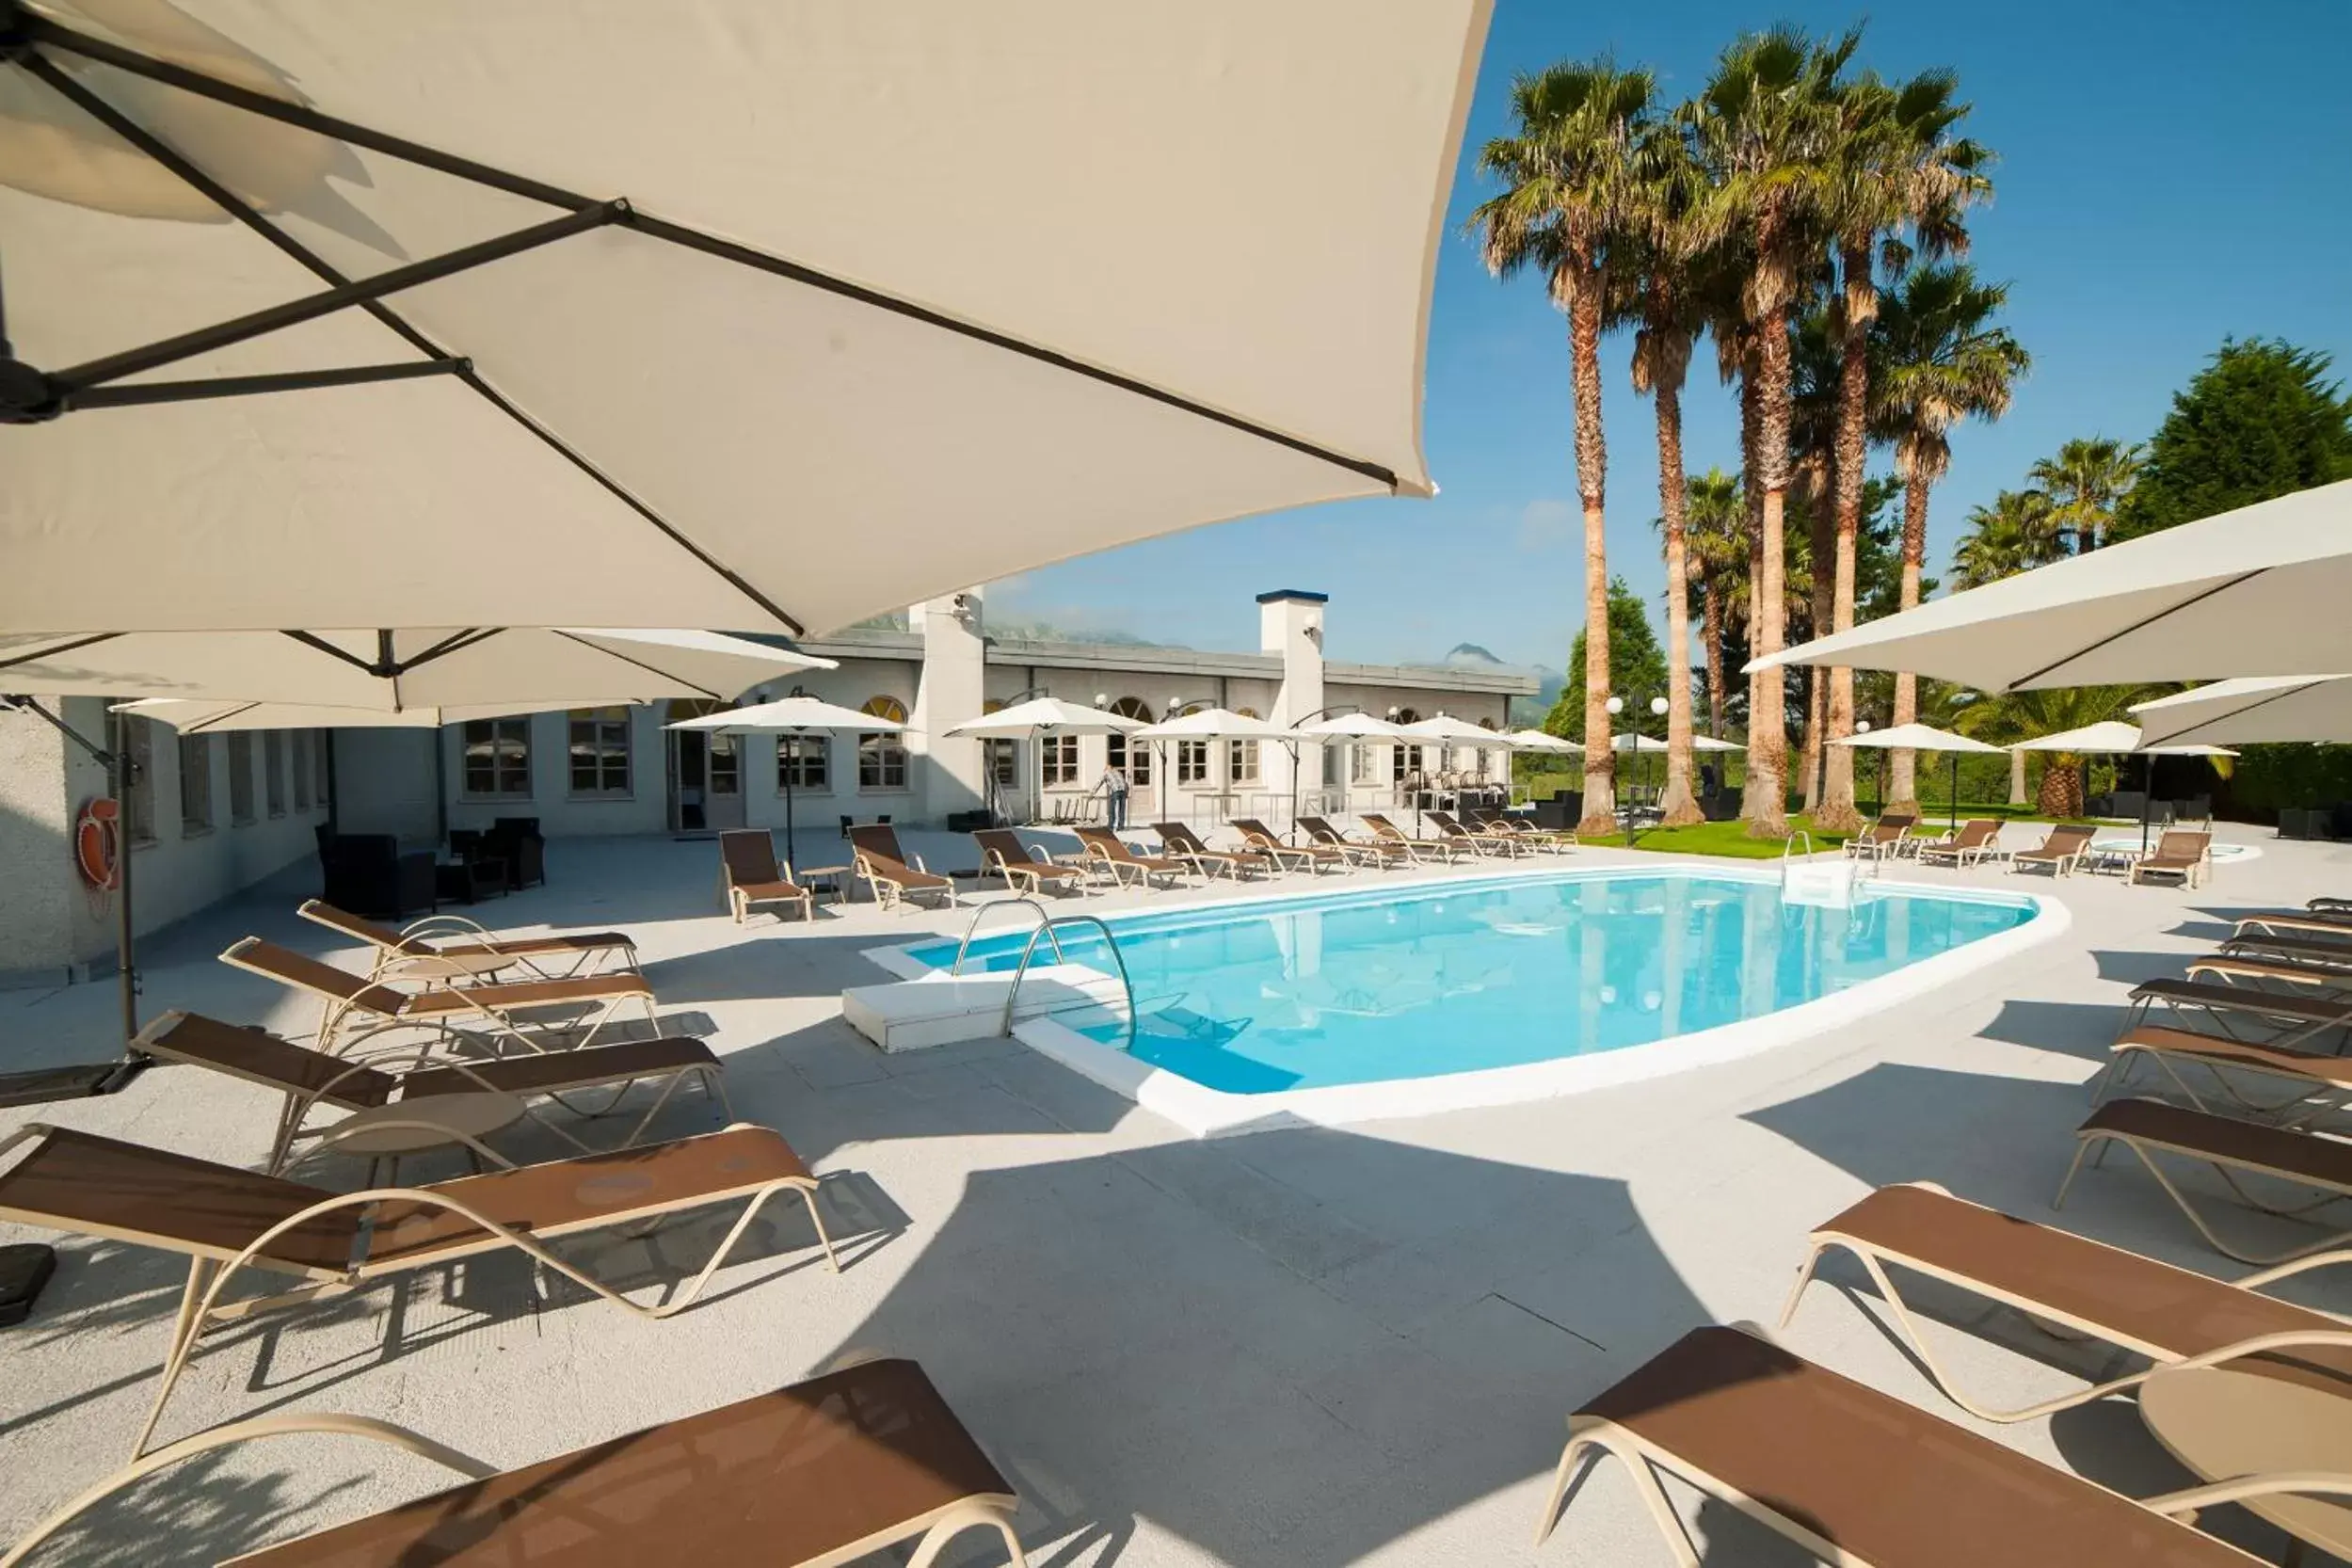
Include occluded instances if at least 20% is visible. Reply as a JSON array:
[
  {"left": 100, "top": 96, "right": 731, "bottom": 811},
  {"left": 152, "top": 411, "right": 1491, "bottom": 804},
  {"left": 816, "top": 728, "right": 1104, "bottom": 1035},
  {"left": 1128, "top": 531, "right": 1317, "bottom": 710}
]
[
  {"left": 0, "top": 627, "right": 830, "bottom": 707},
  {"left": 1834, "top": 722, "right": 2006, "bottom": 831},
  {"left": 669, "top": 694, "right": 900, "bottom": 854},
  {"left": 947, "top": 697, "right": 1144, "bottom": 827},
  {"left": 0, "top": 0, "right": 1490, "bottom": 636},
  {"left": 1750, "top": 479, "right": 2352, "bottom": 689}
]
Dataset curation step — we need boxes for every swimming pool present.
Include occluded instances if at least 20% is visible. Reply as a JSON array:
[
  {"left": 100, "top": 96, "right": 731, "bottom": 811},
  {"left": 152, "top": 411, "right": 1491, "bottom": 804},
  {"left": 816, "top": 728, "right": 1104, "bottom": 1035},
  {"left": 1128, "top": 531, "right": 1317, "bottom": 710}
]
[{"left": 883, "top": 868, "right": 2059, "bottom": 1135}]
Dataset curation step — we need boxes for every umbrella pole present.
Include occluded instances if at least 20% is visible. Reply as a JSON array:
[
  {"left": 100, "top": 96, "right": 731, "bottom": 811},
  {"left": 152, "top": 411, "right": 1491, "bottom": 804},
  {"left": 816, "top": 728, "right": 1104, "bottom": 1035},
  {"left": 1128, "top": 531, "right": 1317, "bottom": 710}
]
[
  {"left": 109, "top": 707, "right": 136, "bottom": 1048},
  {"left": 783, "top": 747, "right": 795, "bottom": 867},
  {"left": 1949, "top": 753, "right": 1959, "bottom": 833}
]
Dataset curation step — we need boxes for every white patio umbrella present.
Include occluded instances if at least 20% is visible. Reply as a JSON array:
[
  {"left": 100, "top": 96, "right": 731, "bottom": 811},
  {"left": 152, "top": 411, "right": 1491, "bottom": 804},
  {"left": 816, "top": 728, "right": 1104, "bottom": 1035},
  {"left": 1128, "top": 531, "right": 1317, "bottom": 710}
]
[
  {"left": 1749, "top": 479, "right": 2352, "bottom": 689},
  {"left": 0, "top": 627, "right": 829, "bottom": 708},
  {"left": 1505, "top": 728, "right": 1583, "bottom": 755},
  {"left": 1834, "top": 722, "right": 2007, "bottom": 830},
  {"left": 1132, "top": 707, "right": 1294, "bottom": 831},
  {"left": 946, "top": 697, "right": 1144, "bottom": 827},
  {"left": 2131, "top": 676, "right": 2352, "bottom": 748},
  {"left": 2011, "top": 721, "right": 2235, "bottom": 848},
  {"left": 117, "top": 698, "right": 574, "bottom": 732},
  {"left": 0, "top": 0, "right": 1489, "bottom": 637},
  {"left": 668, "top": 694, "right": 900, "bottom": 851},
  {"left": 1609, "top": 733, "right": 1747, "bottom": 753}
]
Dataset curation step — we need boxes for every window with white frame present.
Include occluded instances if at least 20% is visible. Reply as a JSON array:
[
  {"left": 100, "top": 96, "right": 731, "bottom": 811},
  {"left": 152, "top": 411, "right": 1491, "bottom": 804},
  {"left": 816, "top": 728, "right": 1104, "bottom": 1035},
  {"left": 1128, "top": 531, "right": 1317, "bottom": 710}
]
[
  {"left": 988, "top": 738, "right": 1017, "bottom": 787},
  {"left": 292, "top": 730, "right": 312, "bottom": 810},
  {"left": 1108, "top": 698, "right": 1153, "bottom": 785},
  {"left": 1176, "top": 739, "right": 1209, "bottom": 785},
  {"left": 1041, "top": 733, "right": 1080, "bottom": 786},
  {"left": 462, "top": 716, "right": 532, "bottom": 797},
  {"left": 1350, "top": 743, "right": 1374, "bottom": 784},
  {"left": 777, "top": 734, "right": 828, "bottom": 791},
  {"left": 264, "top": 729, "right": 287, "bottom": 816},
  {"left": 568, "top": 707, "right": 632, "bottom": 796},
  {"left": 1392, "top": 743, "right": 1421, "bottom": 783},
  {"left": 228, "top": 731, "right": 256, "bottom": 824},
  {"left": 1227, "top": 739, "right": 1259, "bottom": 784},
  {"left": 178, "top": 734, "right": 213, "bottom": 835},
  {"left": 858, "top": 696, "right": 909, "bottom": 789}
]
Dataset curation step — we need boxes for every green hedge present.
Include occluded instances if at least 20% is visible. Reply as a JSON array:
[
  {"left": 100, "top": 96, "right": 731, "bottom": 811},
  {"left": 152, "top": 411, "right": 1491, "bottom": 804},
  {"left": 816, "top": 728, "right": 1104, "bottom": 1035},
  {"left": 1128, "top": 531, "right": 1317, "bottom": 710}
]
[{"left": 2224, "top": 744, "right": 2352, "bottom": 815}]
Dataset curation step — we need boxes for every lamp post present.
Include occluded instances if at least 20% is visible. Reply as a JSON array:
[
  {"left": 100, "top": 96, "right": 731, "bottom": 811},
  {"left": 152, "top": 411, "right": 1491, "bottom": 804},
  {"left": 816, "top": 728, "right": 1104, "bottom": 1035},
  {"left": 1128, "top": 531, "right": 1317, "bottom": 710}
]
[
  {"left": 1608, "top": 693, "right": 1671, "bottom": 847},
  {"left": 1855, "top": 719, "right": 1879, "bottom": 814}
]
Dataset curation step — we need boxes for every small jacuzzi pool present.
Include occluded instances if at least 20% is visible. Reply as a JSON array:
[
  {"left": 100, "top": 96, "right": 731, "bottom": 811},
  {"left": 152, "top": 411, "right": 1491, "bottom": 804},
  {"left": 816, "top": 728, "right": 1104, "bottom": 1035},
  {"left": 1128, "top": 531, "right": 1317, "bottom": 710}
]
[{"left": 879, "top": 867, "right": 2058, "bottom": 1135}]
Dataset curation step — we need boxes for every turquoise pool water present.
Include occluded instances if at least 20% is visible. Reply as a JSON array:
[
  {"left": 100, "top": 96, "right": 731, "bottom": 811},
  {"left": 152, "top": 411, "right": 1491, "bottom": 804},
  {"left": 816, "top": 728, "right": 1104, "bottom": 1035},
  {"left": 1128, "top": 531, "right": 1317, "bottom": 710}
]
[{"left": 905, "top": 872, "right": 2036, "bottom": 1096}]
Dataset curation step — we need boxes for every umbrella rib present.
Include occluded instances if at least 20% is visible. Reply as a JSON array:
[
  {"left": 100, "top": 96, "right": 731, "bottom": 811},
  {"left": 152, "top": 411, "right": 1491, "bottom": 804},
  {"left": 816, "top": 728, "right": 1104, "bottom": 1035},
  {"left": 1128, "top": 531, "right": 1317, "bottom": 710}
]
[
  {"left": 0, "top": 632, "right": 118, "bottom": 674},
  {"left": 17, "top": 12, "right": 1403, "bottom": 493},
  {"left": 280, "top": 632, "right": 378, "bottom": 676},
  {"left": 16, "top": 41, "right": 808, "bottom": 638},
  {"left": 397, "top": 629, "right": 504, "bottom": 674},
  {"left": 186, "top": 703, "right": 261, "bottom": 736},
  {"left": 2004, "top": 569, "right": 2267, "bottom": 691},
  {"left": 2139, "top": 680, "right": 2317, "bottom": 749},
  {"left": 548, "top": 630, "right": 724, "bottom": 701}
]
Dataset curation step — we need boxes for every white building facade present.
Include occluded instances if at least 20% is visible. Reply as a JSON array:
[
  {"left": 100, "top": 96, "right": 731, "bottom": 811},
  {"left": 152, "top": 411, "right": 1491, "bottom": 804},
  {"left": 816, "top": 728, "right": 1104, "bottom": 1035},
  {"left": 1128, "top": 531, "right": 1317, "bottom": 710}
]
[{"left": 0, "top": 589, "right": 1533, "bottom": 984}]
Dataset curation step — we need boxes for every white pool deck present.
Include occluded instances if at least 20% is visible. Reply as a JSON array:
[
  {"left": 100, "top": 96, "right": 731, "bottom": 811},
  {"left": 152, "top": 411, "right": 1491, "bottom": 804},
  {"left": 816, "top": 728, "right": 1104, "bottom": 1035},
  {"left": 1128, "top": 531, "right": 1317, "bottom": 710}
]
[{"left": 0, "top": 820, "right": 2339, "bottom": 1564}]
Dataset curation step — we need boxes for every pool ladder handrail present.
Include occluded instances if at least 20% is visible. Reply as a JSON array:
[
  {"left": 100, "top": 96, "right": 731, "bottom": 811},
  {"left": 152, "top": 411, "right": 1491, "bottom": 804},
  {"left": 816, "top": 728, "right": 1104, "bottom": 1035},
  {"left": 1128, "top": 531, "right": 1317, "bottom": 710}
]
[
  {"left": 950, "top": 897, "right": 1065, "bottom": 975},
  {"left": 1779, "top": 829, "right": 1816, "bottom": 890},
  {"left": 999, "top": 914, "right": 1140, "bottom": 1054}
]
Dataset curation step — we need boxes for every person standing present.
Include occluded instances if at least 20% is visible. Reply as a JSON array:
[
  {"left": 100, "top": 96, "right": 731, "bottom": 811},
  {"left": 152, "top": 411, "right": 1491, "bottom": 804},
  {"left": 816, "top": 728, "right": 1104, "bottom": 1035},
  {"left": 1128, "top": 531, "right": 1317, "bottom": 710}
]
[{"left": 1100, "top": 761, "right": 1129, "bottom": 830}]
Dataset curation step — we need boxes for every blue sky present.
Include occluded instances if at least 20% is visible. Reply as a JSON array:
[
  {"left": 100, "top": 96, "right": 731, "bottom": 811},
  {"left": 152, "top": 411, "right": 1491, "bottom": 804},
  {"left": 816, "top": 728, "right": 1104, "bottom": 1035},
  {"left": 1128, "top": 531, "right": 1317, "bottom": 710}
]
[{"left": 992, "top": 1, "right": 2352, "bottom": 672}]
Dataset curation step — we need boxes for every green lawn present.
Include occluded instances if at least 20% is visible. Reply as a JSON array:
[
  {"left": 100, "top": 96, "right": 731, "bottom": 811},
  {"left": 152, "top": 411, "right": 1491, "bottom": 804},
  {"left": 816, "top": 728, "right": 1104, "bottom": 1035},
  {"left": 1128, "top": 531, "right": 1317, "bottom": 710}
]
[{"left": 1613, "top": 816, "right": 1857, "bottom": 858}]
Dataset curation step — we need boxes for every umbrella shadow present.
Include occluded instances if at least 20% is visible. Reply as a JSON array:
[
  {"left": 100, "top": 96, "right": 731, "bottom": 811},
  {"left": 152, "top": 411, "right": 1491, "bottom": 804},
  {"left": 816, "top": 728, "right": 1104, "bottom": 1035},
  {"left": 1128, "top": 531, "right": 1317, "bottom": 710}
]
[
  {"left": 1975, "top": 999, "right": 2121, "bottom": 1063},
  {"left": 809, "top": 1123, "right": 1720, "bottom": 1566}
]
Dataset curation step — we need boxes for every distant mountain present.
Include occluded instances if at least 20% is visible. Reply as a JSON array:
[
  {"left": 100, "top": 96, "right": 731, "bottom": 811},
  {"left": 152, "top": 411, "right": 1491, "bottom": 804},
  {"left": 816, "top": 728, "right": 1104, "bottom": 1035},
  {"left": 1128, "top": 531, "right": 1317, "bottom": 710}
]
[
  {"left": 989, "top": 616, "right": 1176, "bottom": 648},
  {"left": 1426, "top": 644, "right": 1563, "bottom": 727}
]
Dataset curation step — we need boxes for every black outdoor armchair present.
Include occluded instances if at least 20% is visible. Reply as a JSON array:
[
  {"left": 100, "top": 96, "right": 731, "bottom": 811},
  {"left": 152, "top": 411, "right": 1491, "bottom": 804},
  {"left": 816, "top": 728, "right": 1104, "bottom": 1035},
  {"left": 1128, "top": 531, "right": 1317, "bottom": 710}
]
[
  {"left": 483, "top": 816, "right": 546, "bottom": 888},
  {"left": 317, "top": 831, "right": 436, "bottom": 919}
]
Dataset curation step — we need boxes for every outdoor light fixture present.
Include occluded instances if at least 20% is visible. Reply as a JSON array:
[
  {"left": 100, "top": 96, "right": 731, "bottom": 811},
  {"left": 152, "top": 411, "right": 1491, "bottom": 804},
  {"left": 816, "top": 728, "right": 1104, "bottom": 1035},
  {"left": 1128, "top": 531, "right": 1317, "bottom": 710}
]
[
  {"left": 1650, "top": 696, "right": 1669, "bottom": 717},
  {"left": 1095, "top": 692, "right": 1109, "bottom": 707},
  {"left": 1606, "top": 695, "right": 1624, "bottom": 715}
]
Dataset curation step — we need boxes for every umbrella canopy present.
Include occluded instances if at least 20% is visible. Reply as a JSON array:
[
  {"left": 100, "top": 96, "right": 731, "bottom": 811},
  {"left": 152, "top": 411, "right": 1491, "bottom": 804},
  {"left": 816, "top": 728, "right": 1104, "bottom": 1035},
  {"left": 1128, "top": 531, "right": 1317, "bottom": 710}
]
[
  {"left": 1606, "top": 732, "right": 1745, "bottom": 754},
  {"left": 945, "top": 697, "right": 1144, "bottom": 739},
  {"left": 0, "top": 1, "right": 1490, "bottom": 637},
  {"left": 0, "top": 627, "right": 825, "bottom": 708},
  {"left": 2009, "top": 721, "right": 2145, "bottom": 755},
  {"left": 2131, "top": 676, "right": 2352, "bottom": 748},
  {"left": 665, "top": 695, "right": 895, "bottom": 735},
  {"left": 1296, "top": 712, "right": 1409, "bottom": 740},
  {"left": 1749, "top": 479, "right": 2352, "bottom": 690},
  {"left": 1400, "top": 714, "right": 1503, "bottom": 745},
  {"left": 1832, "top": 723, "right": 2006, "bottom": 754},
  {"left": 119, "top": 697, "right": 579, "bottom": 733},
  {"left": 1505, "top": 728, "right": 1582, "bottom": 755},
  {"left": 1131, "top": 708, "right": 1288, "bottom": 741}
]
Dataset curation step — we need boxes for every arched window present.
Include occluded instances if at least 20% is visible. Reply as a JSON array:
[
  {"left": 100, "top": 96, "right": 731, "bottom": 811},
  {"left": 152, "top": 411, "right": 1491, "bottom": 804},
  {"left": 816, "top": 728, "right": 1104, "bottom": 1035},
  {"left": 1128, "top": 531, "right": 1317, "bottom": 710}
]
[
  {"left": 1108, "top": 696, "right": 1153, "bottom": 785},
  {"left": 859, "top": 696, "right": 909, "bottom": 790}
]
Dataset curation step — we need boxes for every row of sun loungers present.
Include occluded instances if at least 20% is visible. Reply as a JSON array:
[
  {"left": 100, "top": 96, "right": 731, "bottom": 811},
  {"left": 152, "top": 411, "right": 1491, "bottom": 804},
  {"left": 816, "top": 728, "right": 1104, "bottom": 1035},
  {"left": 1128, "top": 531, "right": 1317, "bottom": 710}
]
[{"left": 1845, "top": 812, "right": 2216, "bottom": 885}]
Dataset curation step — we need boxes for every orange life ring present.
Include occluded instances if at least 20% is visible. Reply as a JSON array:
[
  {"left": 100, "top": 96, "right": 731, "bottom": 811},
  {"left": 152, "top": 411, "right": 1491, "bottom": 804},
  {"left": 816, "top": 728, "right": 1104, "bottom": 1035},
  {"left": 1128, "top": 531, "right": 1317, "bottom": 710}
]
[{"left": 75, "top": 798, "right": 120, "bottom": 889}]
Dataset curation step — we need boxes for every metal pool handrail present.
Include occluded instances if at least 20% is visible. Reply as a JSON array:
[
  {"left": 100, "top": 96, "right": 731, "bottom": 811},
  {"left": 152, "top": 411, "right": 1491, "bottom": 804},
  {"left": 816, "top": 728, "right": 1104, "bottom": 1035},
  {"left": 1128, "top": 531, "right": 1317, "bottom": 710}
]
[
  {"left": 951, "top": 898, "right": 1064, "bottom": 975},
  {"left": 1779, "top": 829, "right": 1816, "bottom": 890},
  {"left": 1000, "top": 915, "right": 1138, "bottom": 1054}
]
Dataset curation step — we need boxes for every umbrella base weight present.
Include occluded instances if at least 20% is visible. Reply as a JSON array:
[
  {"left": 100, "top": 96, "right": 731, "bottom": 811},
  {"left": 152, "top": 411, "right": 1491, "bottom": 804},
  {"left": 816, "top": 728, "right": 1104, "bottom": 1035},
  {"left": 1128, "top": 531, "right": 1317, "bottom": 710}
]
[{"left": 0, "top": 1244, "right": 56, "bottom": 1327}]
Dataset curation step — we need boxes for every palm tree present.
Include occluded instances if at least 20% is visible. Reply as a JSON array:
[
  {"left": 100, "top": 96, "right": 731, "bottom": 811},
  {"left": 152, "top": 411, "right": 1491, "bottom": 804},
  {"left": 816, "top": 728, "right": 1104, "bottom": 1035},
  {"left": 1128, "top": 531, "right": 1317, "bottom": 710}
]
[
  {"left": 1626, "top": 116, "right": 1712, "bottom": 827},
  {"left": 1952, "top": 684, "right": 2150, "bottom": 818},
  {"left": 1682, "top": 468, "right": 1747, "bottom": 742},
  {"left": 2028, "top": 436, "right": 2141, "bottom": 553},
  {"left": 1869, "top": 262, "right": 2030, "bottom": 808},
  {"left": 1471, "top": 60, "right": 1655, "bottom": 837},
  {"left": 1689, "top": 25, "right": 1853, "bottom": 836},
  {"left": 1815, "top": 64, "right": 1992, "bottom": 832},
  {"left": 1951, "top": 488, "right": 2063, "bottom": 589},
  {"left": 1789, "top": 304, "right": 1842, "bottom": 811}
]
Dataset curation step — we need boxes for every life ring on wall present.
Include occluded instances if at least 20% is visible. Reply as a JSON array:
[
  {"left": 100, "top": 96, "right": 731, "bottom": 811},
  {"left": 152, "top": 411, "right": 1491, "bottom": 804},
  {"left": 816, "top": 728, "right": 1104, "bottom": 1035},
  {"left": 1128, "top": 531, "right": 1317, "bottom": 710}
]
[{"left": 75, "top": 798, "right": 120, "bottom": 889}]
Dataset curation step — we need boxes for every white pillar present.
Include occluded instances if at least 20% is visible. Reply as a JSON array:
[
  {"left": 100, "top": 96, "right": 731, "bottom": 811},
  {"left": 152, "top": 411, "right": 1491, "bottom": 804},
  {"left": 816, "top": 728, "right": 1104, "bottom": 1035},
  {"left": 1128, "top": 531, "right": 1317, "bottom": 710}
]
[
  {"left": 912, "top": 588, "right": 987, "bottom": 824},
  {"left": 1260, "top": 590, "right": 1327, "bottom": 818}
]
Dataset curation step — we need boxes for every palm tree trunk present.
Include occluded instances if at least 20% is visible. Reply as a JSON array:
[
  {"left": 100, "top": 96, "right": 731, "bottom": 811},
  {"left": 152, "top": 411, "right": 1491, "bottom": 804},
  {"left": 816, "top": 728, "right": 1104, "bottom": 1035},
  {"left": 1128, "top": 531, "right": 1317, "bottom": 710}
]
[
  {"left": 1888, "top": 457, "right": 1931, "bottom": 809},
  {"left": 1737, "top": 360, "right": 1766, "bottom": 821},
  {"left": 2008, "top": 747, "right": 2028, "bottom": 805},
  {"left": 1703, "top": 578, "right": 1726, "bottom": 740},
  {"left": 1818, "top": 245, "right": 1874, "bottom": 832},
  {"left": 1801, "top": 456, "right": 1834, "bottom": 814},
  {"left": 1655, "top": 372, "right": 1702, "bottom": 827},
  {"left": 1566, "top": 254, "right": 1616, "bottom": 836},
  {"left": 1744, "top": 313, "right": 1793, "bottom": 838}
]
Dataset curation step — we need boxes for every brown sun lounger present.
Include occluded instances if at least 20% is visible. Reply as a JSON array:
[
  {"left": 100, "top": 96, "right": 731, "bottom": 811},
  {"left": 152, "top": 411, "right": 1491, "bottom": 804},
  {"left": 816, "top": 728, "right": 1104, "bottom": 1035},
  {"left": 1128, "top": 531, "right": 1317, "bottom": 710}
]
[
  {"left": 8, "top": 1356, "right": 1025, "bottom": 1568},
  {"left": 0, "top": 1120, "right": 840, "bottom": 1458},
  {"left": 2104, "top": 1025, "right": 2352, "bottom": 1129},
  {"left": 1423, "top": 809, "right": 1524, "bottom": 857},
  {"left": 1297, "top": 815, "right": 1411, "bottom": 868},
  {"left": 1782, "top": 1182, "right": 2352, "bottom": 1423},
  {"left": 135, "top": 1009, "right": 731, "bottom": 1171},
  {"left": 719, "top": 828, "right": 817, "bottom": 923},
  {"left": 974, "top": 828, "right": 1090, "bottom": 896},
  {"left": 222, "top": 936, "right": 661, "bottom": 1054},
  {"left": 1152, "top": 821, "right": 1272, "bottom": 879},
  {"left": 2010, "top": 822, "right": 2098, "bottom": 877},
  {"left": 849, "top": 824, "right": 958, "bottom": 912},
  {"left": 2184, "top": 952, "right": 2352, "bottom": 992},
  {"left": 298, "top": 899, "right": 638, "bottom": 981},
  {"left": 1071, "top": 825, "right": 1190, "bottom": 888},
  {"left": 2131, "top": 829, "right": 2214, "bottom": 888},
  {"left": 1915, "top": 818, "right": 2006, "bottom": 867},
  {"left": 1842, "top": 811, "right": 1917, "bottom": 861},
  {"left": 2060, "top": 1096, "right": 2352, "bottom": 1263},
  {"left": 1232, "top": 818, "right": 1343, "bottom": 872},
  {"left": 1359, "top": 812, "right": 1469, "bottom": 862},
  {"left": 2123, "top": 975, "right": 2352, "bottom": 1051},
  {"left": 1536, "top": 1324, "right": 2264, "bottom": 1565},
  {"left": 1465, "top": 807, "right": 1576, "bottom": 854},
  {"left": 2222, "top": 930, "right": 2352, "bottom": 969}
]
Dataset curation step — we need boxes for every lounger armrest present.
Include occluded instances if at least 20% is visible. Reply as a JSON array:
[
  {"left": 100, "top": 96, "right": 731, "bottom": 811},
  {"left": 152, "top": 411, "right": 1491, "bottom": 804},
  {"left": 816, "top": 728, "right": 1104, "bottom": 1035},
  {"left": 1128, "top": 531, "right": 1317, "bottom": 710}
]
[
  {"left": 2237, "top": 1248, "right": 2352, "bottom": 1294},
  {"left": 2146, "top": 1471, "right": 2352, "bottom": 1518}
]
